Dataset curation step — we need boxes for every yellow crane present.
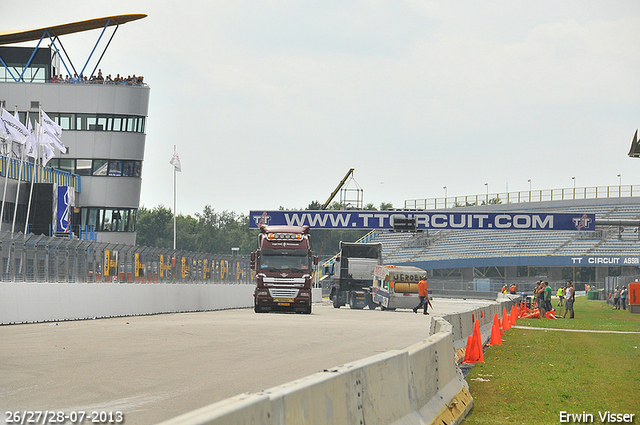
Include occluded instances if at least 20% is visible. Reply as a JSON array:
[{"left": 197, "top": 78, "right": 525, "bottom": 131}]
[{"left": 321, "top": 168, "right": 354, "bottom": 210}]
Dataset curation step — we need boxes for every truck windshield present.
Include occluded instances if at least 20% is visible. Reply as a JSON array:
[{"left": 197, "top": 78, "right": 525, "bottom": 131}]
[{"left": 260, "top": 254, "right": 309, "bottom": 272}]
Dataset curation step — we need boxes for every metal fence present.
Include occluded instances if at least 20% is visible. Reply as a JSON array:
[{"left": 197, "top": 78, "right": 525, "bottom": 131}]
[
  {"left": 405, "top": 184, "right": 640, "bottom": 209},
  {"left": 424, "top": 277, "right": 602, "bottom": 295},
  {"left": 0, "top": 231, "right": 252, "bottom": 284}
]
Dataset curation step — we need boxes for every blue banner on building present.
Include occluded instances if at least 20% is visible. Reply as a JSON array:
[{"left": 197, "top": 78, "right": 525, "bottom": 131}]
[
  {"left": 249, "top": 210, "right": 596, "bottom": 231},
  {"left": 56, "top": 186, "right": 74, "bottom": 233}
]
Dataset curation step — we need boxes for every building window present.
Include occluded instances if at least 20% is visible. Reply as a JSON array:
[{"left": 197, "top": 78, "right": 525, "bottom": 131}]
[
  {"left": 47, "top": 158, "right": 142, "bottom": 178},
  {"left": 76, "top": 159, "right": 92, "bottom": 176},
  {"left": 57, "top": 158, "right": 74, "bottom": 174},
  {"left": 43, "top": 112, "right": 146, "bottom": 133},
  {"left": 92, "top": 159, "right": 108, "bottom": 176},
  {"left": 108, "top": 160, "right": 122, "bottom": 176},
  {"left": 81, "top": 207, "right": 137, "bottom": 232}
]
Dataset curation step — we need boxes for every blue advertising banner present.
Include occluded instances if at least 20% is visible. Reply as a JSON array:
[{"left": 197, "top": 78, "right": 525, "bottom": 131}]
[
  {"left": 249, "top": 210, "right": 596, "bottom": 231},
  {"left": 56, "top": 186, "right": 74, "bottom": 233},
  {"left": 403, "top": 255, "right": 640, "bottom": 270}
]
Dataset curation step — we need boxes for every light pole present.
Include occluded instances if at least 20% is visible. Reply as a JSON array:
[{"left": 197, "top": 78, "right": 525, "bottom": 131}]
[
  {"left": 528, "top": 179, "right": 531, "bottom": 202},
  {"left": 443, "top": 186, "right": 447, "bottom": 208},
  {"left": 618, "top": 174, "right": 622, "bottom": 196},
  {"left": 572, "top": 176, "right": 576, "bottom": 199},
  {"left": 485, "top": 183, "right": 489, "bottom": 204}
]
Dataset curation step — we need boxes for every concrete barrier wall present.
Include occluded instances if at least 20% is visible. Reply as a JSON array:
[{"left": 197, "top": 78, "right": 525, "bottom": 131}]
[
  {"left": 0, "top": 282, "right": 326, "bottom": 325},
  {"left": 0, "top": 283, "right": 256, "bottom": 325},
  {"left": 437, "top": 294, "right": 517, "bottom": 348}
]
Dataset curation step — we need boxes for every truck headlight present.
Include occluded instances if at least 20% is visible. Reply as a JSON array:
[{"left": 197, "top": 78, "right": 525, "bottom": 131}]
[
  {"left": 300, "top": 291, "right": 310, "bottom": 297},
  {"left": 257, "top": 290, "right": 268, "bottom": 296}
]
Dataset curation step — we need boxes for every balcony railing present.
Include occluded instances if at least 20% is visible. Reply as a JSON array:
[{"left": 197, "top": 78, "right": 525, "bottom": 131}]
[
  {"left": 1, "top": 156, "right": 81, "bottom": 192},
  {"left": 404, "top": 185, "right": 638, "bottom": 210}
]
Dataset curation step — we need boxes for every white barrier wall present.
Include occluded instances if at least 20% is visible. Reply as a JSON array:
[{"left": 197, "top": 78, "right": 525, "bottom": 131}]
[
  {"left": 0, "top": 283, "right": 327, "bottom": 325},
  {"left": 0, "top": 283, "right": 255, "bottom": 325}
]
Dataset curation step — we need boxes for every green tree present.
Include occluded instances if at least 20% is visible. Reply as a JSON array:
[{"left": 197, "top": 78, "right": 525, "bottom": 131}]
[
  {"left": 379, "top": 202, "right": 393, "bottom": 210},
  {"left": 307, "top": 200, "right": 322, "bottom": 210},
  {"left": 136, "top": 205, "right": 173, "bottom": 248}
]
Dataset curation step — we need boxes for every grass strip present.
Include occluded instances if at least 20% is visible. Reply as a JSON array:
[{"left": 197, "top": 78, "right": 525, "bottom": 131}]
[{"left": 464, "top": 300, "right": 640, "bottom": 425}]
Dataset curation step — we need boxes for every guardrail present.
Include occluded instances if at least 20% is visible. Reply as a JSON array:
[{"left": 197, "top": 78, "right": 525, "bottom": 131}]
[
  {"left": 405, "top": 184, "right": 639, "bottom": 210},
  {"left": 157, "top": 296, "right": 517, "bottom": 425},
  {"left": 0, "top": 230, "right": 252, "bottom": 284}
]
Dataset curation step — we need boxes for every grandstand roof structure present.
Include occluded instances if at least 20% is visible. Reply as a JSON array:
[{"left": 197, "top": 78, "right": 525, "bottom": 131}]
[
  {"left": 0, "top": 14, "right": 146, "bottom": 45},
  {"left": 372, "top": 196, "right": 640, "bottom": 270}
]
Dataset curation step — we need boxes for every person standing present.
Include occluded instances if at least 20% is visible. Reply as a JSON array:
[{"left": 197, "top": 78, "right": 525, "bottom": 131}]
[
  {"left": 536, "top": 281, "right": 546, "bottom": 317},
  {"left": 613, "top": 285, "right": 621, "bottom": 310},
  {"left": 413, "top": 276, "right": 429, "bottom": 315},
  {"left": 544, "top": 282, "right": 553, "bottom": 314},
  {"left": 557, "top": 286, "right": 565, "bottom": 307},
  {"left": 563, "top": 281, "right": 575, "bottom": 319},
  {"left": 621, "top": 285, "right": 628, "bottom": 310}
]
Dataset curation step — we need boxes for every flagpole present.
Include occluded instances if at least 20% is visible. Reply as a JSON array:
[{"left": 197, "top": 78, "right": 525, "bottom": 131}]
[
  {"left": 0, "top": 145, "right": 8, "bottom": 228},
  {"left": 173, "top": 144, "right": 177, "bottom": 250},
  {"left": 24, "top": 105, "right": 41, "bottom": 236},
  {"left": 0, "top": 108, "right": 10, "bottom": 228},
  {"left": 12, "top": 108, "right": 27, "bottom": 233}
]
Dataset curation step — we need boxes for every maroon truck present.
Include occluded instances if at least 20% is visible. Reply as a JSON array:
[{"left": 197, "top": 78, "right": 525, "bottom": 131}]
[{"left": 251, "top": 225, "right": 318, "bottom": 314}]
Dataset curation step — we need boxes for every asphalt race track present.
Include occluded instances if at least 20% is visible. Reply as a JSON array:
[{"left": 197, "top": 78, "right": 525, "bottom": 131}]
[{"left": 0, "top": 299, "right": 493, "bottom": 425}]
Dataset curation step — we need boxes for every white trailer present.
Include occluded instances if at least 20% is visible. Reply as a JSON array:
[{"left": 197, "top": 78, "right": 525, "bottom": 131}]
[{"left": 371, "top": 265, "right": 428, "bottom": 310}]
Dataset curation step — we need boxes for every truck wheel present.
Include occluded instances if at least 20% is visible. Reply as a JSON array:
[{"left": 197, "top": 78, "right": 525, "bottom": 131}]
[
  {"left": 349, "top": 293, "right": 364, "bottom": 310},
  {"left": 368, "top": 302, "right": 377, "bottom": 310},
  {"left": 304, "top": 305, "right": 312, "bottom": 314},
  {"left": 332, "top": 292, "right": 341, "bottom": 308},
  {"left": 254, "top": 304, "right": 265, "bottom": 313}
]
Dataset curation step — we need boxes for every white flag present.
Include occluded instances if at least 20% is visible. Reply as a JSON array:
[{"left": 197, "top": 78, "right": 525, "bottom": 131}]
[
  {"left": 43, "top": 127, "right": 66, "bottom": 152},
  {"left": 41, "top": 139, "right": 55, "bottom": 166},
  {"left": 40, "top": 111, "right": 66, "bottom": 152},
  {"left": 0, "top": 117, "right": 8, "bottom": 141},
  {"left": 25, "top": 120, "right": 37, "bottom": 159},
  {"left": 41, "top": 110, "right": 62, "bottom": 139},
  {"left": 1, "top": 108, "right": 29, "bottom": 144},
  {"left": 170, "top": 151, "right": 181, "bottom": 172}
]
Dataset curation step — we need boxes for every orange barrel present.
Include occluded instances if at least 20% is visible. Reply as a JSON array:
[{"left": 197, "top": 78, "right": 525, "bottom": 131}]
[{"left": 628, "top": 282, "right": 640, "bottom": 314}]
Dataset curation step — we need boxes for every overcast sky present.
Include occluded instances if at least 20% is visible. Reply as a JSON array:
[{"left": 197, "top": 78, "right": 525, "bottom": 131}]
[{"left": 5, "top": 1, "right": 640, "bottom": 215}]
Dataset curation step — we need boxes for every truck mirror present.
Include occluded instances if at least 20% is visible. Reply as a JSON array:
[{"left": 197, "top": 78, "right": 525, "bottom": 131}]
[
  {"left": 250, "top": 252, "right": 255, "bottom": 270},
  {"left": 313, "top": 255, "right": 319, "bottom": 266}
]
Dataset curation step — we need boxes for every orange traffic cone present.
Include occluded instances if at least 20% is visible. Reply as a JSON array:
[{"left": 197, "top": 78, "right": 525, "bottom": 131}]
[
  {"left": 488, "top": 314, "right": 502, "bottom": 346},
  {"left": 473, "top": 319, "right": 485, "bottom": 363},
  {"left": 462, "top": 335, "right": 478, "bottom": 364},
  {"left": 502, "top": 306, "right": 511, "bottom": 331},
  {"left": 545, "top": 310, "right": 557, "bottom": 319},
  {"left": 509, "top": 306, "right": 516, "bottom": 326},
  {"left": 463, "top": 320, "right": 485, "bottom": 364},
  {"left": 523, "top": 310, "right": 541, "bottom": 319}
]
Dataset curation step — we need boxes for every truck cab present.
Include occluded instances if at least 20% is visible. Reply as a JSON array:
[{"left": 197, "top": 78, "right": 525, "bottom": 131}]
[
  {"left": 327, "top": 242, "right": 382, "bottom": 310},
  {"left": 251, "top": 225, "right": 317, "bottom": 314}
]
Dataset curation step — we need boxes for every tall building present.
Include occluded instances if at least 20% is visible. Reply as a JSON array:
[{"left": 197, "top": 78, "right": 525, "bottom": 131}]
[{"left": 0, "top": 14, "right": 149, "bottom": 245}]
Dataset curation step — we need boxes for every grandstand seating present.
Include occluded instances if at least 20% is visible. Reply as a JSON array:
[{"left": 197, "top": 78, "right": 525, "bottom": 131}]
[{"left": 372, "top": 199, "right": 640, "bottom": 264}]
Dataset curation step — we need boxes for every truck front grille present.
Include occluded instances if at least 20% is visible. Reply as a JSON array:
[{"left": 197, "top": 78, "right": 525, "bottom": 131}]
[{"left": 269, "top": 288, "right": 299, "bottom": 298}]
